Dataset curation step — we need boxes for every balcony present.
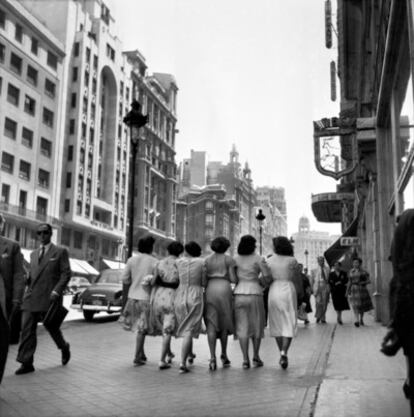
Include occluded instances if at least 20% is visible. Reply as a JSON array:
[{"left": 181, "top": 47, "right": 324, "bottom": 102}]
[
  {"left": 0, "top": 201, "right": 61, "bottom": 225},
  {"left": 311, "top": 192, "right": 354, "bottom": 223}
]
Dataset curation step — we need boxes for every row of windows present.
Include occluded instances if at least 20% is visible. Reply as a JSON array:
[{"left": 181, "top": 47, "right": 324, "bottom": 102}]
[
  {"left": 0, "top": 8, "right": 58, "bottom": 70},
  {"left": 1, "top": 152, "right": 50, "bottom": 187},
  {"left": 3, "top": 116, "right": 54, "bottom": 150},
  {"left": 0, "top": 43, "right": 56, "bottom": 97}
]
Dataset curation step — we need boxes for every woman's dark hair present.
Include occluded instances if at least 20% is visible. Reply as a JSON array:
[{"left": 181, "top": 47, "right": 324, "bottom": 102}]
[
  {"left": 167, "top": 241, "right": 184, "bottom": 257},
  {"left": 272, "top": 236, "right": 294, "bottom": 256},
  {"left": 185, "top": 241, "right": 202, "bottom": 257},
  {"left": 211, "top": 236, "right": 231, "bottom": 254},
  {"left": 237, "top": 235, "right": 256, "bottom": 255},
  {"left": 138, "top": 235, "right": 155, "bottom": 254}
]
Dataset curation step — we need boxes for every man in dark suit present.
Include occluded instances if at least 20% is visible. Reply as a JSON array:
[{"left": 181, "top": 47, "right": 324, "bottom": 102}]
[
  {"left": 0, "top": 213, "right": 25, "bottom": 384},
  {"left": 15, "top": 223, "right": 71, "bottom": 375}
]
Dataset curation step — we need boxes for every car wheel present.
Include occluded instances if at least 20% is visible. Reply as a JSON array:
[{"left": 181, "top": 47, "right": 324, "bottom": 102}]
[{"left": 83, "top": 310, "right": 95, "bottom": 321}]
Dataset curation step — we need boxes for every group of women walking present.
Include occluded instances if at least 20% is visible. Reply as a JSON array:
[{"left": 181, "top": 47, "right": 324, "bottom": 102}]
[{"left": 120, "top": 234, "right": 300, "bottom": 373}]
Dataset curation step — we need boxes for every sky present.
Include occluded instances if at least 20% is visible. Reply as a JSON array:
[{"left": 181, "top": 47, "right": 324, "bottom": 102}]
[{"left": 108, "top": 0, "right": 341, "bottom": 236}]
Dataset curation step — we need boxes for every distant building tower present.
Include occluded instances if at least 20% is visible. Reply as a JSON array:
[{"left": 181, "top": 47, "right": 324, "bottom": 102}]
[{"left": 299, "top": 216, "right": 310, "bottom": 233}]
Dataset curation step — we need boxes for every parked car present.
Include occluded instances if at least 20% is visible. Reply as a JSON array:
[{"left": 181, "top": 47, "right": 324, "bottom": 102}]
[
  {"left": 71, "top": 269, "right": 123, "bottom": 321},
  {"left": 67, "top": 276, "right": 91, "bottom": 294}
]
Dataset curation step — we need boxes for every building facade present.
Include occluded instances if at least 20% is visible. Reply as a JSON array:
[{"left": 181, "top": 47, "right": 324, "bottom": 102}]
[
  {"left": 125, "top": 50, "right": 178, "bottom": 256},
  {"left": 312, "top": 0, "right": 414, "bottom": 323},
  {"left": 0, "top": 0, "right": 65, "bottom": 249}
]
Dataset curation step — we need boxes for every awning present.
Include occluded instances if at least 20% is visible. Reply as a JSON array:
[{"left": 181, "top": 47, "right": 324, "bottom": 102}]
[
  {"left": 324, "top": 215, "right": 359, "bottom": 267},
  {"left": 69, "top": 258, "right": 99, "bottom": 276},
  {"left": 103, "top": 258, "right": 126, "bottom": 270}
]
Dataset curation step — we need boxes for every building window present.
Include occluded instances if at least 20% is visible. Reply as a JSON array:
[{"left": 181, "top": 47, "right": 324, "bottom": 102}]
[
  {"left": 1, "top": 152, "right": 14, "bottom": 173},
  {"left": 19, "top": 160, "right": 31, "bottom": 180},
  {"left": 206, "top": 201, "right": 213, "bottom": 209},
  {"left": 0, "top": 9, "right": 5, "bottom": 29},
  {"left": 106, "top": 43, "right": 115, "bottom": 61},
  {"left": 27, "top": 65, "right": 38, "bottom": 86},
  {"left": 10, "top": 52, "right": 22, "bottom": 74},
  {"left": 74, "top": 42, "right": 79, "bottom": 57},
  {"left": 69, "top": 119, "right": 75, "bottom": 134},
  {"left": 22, "top": 127, "right": 33, "bottom": 148},
  {"left": 0, "top": 43, "right": 4, "bottom": 63},
  {"left": 68, "top": 145, "right": 73, "bottom": 161},
  {"left": 86, "top": 47, "right": 91, "bottom": 62},
  {"left": 72, "top": 67, "right": 78, "bottom": 82},
  {"left": 1, "top": 184, "right": 10, "bottom": 203},
  {"left": 66, "top": 172, "right": 72, "bottom": 188},
  {"left": 45, "top": 78, "right": 56, "bottom": 98},
  {"left": 71, "top": 92, "right": 77, "bottom": 108},
  {"left": 24, "top": 95, "right": 36, "bottom": 116},
  {"left": 38, "top": 169, "right": 49, "bottom": 188},
  {"left": 40, "top": 138, "right": 52, "bottom": 157},
  {"left": 15, "top": 23, "right": 23, "bottom": 43},
  {"left": 36, "top": 197, "right": 48, "bottom": 220},
  {"left": 7, "top": 83, "right": 19, "bottom": 106},
  {"left": 74, "top": 231, "right": 83, "bottom": 249},
  {"left": 205, "top": 214, "right": 214, "bottom": 226},
  {"left": 42, "top": 107, "right": 54, "bottom": 128},
  {"left": 93, "top": 54, "right": 98, "bottom": 69},
  {"left": 4, "top": 118, "right": 17, "bottom": 139},
  {"left": 0, "top": 77, "right": 2, "bottom": 95},
  {"left": 31, "top": 37, "right": 38, "bottom": 55},
  {"left": 47, "top": 51, "right": 58, "bottom": 70},
  {"left": 64, "top": 199, "right": 70, "bottom": 213}
]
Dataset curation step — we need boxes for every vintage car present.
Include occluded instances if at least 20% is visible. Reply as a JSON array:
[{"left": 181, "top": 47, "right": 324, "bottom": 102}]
[{"left": 71, "top": 269, "right": 123, "bottom": 321}]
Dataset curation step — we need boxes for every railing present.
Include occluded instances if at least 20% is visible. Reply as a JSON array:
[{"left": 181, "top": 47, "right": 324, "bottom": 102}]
[{"left": 0, "top": 202, "right": 61, "bottom": 225}]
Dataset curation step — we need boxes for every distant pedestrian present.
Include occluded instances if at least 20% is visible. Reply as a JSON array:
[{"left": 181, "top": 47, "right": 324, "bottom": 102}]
[
  {"left": 311, "top": 256, "right": 331, "bottom": 324},
  {"left": 0, "top": 213, "right": 25, "bottom": 383},
  {"left": 121, "top": 235, "right": 158, "bottom": 366},
  {"left": 382, "top": 209, "right": 414, "bottom": 415},
  {"left": 233, "top": 235, "right": 269, "bottom": 369},
  {"left": 174, "top": 241, "right": 206, "bottom": 374},
  {"left": 16, "top": 223, "right": 71, "bottom": 375},
  {"left": 347, "top": 257, "right": 373, "bottom": 327},
  {"left": 297, "top": 263, "right": 312, "bottom": 325},
  {"left": 328, "top": 261, "right": 350, "bottom": 325},
  {"left": 204, "top": 236, "right": 237, "bottom": 371},
  {"left": 150, "top": 241, "right": 184, "bottom": 370},
  {"left": 266, "top": 236, "right": 299, "bottom": 369}
]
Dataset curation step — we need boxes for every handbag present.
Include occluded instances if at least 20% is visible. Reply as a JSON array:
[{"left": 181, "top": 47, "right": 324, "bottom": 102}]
[{"left": 43, "top": 302, "right": 68, "bottom": 331}]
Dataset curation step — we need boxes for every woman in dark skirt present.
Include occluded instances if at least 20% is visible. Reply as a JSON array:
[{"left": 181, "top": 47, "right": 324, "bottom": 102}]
[
  {"left": 347, "top": 257, "right": 373, "bottom": 327},
  {"left": 328, "top": 261, "right": 350, "bottom": 325}
]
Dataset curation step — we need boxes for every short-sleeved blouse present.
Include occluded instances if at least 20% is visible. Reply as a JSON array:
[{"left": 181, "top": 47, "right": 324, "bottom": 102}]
[{"left": 233, "top": 253, "right": 265, "bottom": 295}]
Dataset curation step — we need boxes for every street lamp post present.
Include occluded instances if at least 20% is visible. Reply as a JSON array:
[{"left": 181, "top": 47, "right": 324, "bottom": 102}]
[
  {"left": 256, "top": 208, "right": 266, "bottom": 256},
  {"left": 304, "top": 249, "right": 309, "bottom": 270},
  {"left": 123, "top": 100, "right": 148, "bottom": 259}
]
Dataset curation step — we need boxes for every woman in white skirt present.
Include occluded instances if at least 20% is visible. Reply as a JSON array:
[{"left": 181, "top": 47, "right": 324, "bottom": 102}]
[
  {"left": 266, "top": 236, "right": 299, "bottom": 369},
  {"left": 233, "top": 235, "right": 270, "bottom": 369}
]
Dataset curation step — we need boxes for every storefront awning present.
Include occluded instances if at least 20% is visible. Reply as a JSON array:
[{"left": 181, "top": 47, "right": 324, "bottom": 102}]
[
  {"left": 69, "top": 258, "right": 99, "bottom": 276},
  {"left": 324, "top": 215, "right": 359, "bottom": 267},
  {"left": 103, "top": 258, "right": 126, "bottom": 270}
]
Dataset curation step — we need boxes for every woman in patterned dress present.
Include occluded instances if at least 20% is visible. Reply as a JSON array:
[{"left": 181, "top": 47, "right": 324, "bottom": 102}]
[
  {"left": 347, "top": 257, "right": 373, "bottom": 327},
  {"left": 151, "top": 241, "right": 184, "bottom": 370},
  {"left": 174, "top": 241, "right": 206, "bottom": 374},
  {"left": 204, "top": 236, "right": 237, "bottom": 371}
]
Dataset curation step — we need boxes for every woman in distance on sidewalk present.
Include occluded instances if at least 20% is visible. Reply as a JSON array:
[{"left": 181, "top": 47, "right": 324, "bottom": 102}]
[
  {"left": 265, "top": 236, "right": 299, "bottom": 369},
  {"left": 204, "top": 236, "right": 237, "bottom": 371},
  {"left": 328, "top": 261, "right": 349, "bottom": 325},
  {"left": 174, "top": 241, "right": 206, "bottom": 374},
  {"left": 150, "top": 241, "right": 184, "bottom": 370},
  {"left": 233, "top": 235, "right": 270, "bottom": 369}
]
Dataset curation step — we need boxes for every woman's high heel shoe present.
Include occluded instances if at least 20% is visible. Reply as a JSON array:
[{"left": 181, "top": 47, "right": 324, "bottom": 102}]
[
  {"left": 209, "top": 358, "right": 217, "bottom": 371},
  {"left": 242, "top": 360, "right": 250, "bottom": 369},
  {"left": 166, "top": 352, "right": 175, "bottom": 364},
  {"left": 279, "top": 355, "right": 288, "bottom": 370},
  {"left": 188, "top": 353, "right": 196, "bottom": 365},
  {"left": 220, "top": 354, "right": 231, "bottom": 368}
]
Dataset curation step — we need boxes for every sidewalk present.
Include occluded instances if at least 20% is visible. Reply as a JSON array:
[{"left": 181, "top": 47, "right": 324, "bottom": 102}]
[{"left": 313, "top": 312, "right": 410, "bottom": 417}]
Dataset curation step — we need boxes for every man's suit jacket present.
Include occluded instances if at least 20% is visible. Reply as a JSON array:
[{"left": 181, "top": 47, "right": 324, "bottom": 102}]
[
  {"left": 310, "top": 265, "right": 331, "bottom": 295},
  {"left": 0, "top": 236, "right": 25, "bottom": 319},
  {"left": 22, "top": 243, "right": 71, "bottom": 312}
]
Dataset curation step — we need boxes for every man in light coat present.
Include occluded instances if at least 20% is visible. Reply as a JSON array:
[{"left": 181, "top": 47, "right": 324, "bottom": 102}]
[
  {"left": 310, "top": 256, "right": 331, "bottom": 323},
  {"left": 15, "top": 223, "right": 71, "bottom": 375},
  {"left": 0, "top": 214, "right": 25, "bottom": 384}
]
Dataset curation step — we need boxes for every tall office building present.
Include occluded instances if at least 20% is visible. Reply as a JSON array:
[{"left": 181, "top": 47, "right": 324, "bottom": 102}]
[{"left": 0, "top": 0, "right": 65, "bottom": 250}]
